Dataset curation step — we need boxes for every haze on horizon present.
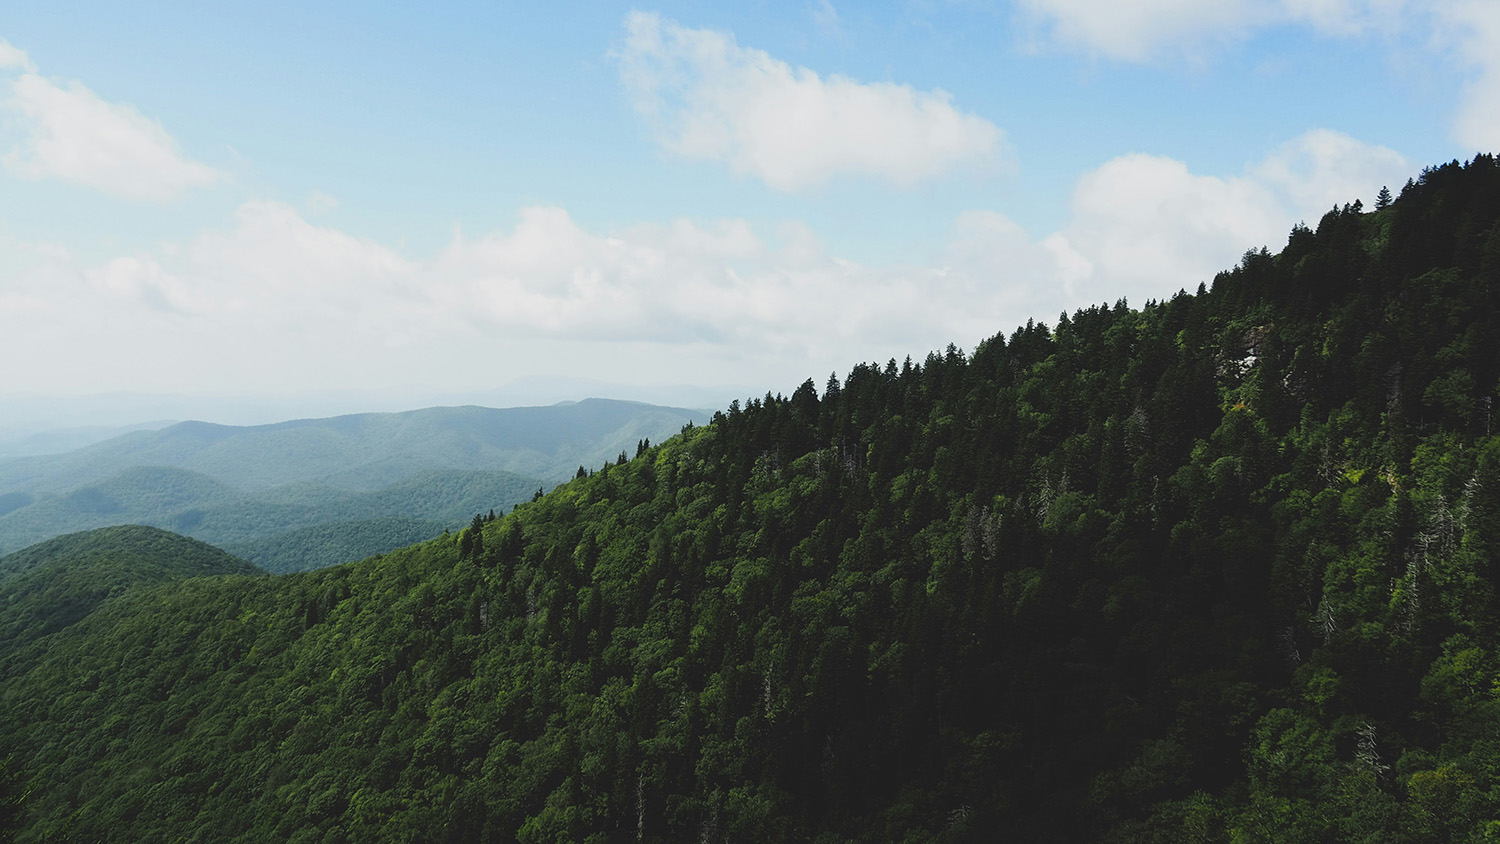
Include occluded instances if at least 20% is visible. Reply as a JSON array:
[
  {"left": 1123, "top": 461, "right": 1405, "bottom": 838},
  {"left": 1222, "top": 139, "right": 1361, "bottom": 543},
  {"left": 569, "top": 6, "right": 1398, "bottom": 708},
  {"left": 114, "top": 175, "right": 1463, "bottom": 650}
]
[{"left": 0, "top": 1, "right": 1492, "bottom": 426}]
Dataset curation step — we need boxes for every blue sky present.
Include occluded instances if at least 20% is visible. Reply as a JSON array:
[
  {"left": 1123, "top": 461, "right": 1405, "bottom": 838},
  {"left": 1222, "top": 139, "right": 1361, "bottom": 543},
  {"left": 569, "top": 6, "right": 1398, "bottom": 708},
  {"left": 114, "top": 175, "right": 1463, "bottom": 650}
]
[{"left": 0, "top": 1, "right": 1493, "bottom": 422}]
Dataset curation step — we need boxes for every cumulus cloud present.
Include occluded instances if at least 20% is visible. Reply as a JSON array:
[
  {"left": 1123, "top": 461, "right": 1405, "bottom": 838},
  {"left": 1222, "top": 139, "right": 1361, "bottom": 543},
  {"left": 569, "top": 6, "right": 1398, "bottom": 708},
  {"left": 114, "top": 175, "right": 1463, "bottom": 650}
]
[
  {"left": 1253, "top": 128, "right": 1410, "bottom": 213},
  {"left": 0, "top": 45, "right": 225, "bottom": 201},
  {"left": 1032, "top": 129, "right": 1409, "bottom": 308},
  {"left": 187, "top": 201, "right": 412, "bottom": 310},
  {"left": 1054, "top": 153, "right": 1287, "bottom": 302},
  {"left": 615, "top": 11, "right": 1003, "bottom": 191},
  {"left": 928, "top": 131, "right": 1409, "bottom": 319},
  {"left": 0, "top": 200, "right": 1024, "bottom": 396}
]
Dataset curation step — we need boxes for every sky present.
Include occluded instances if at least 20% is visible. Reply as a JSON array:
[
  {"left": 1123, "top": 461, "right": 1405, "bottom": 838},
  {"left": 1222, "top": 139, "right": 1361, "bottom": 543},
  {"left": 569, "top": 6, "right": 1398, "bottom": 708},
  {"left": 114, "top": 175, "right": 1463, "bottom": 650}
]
[{"left": 0, "top": 0, "right": 1494, "bottom": 425}]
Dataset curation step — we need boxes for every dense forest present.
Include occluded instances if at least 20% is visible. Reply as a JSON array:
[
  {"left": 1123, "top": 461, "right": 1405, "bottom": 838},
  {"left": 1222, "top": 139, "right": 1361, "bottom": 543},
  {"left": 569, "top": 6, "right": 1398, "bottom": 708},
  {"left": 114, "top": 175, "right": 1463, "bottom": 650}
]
[{"left": 3, "top": 157, "right": 1500, "bottom": 841}]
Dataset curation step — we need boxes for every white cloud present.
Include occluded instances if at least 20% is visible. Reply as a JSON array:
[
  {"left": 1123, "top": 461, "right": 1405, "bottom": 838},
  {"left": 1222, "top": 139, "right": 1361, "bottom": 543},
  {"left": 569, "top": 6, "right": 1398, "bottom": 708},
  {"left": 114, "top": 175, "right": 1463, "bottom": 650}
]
[
  {"left": 1016, "top": 0, "right": 1270, "bottom": 62},
  {"left": 1015, "top": 0, "right": 1409, "bottom": 61},
  {"left": 810, "top": 0, "right": 845, "bottom": 41},
  {"left": 1055, "top": 153, "right": 1287, "bottom": 302},
  {"left": 1433, "top": 0, "right": 1500, "bottom": 152},
  {"left": 306, "top": 190, "right": 339, "bottom": 213},
  {"left": 615, "top": 11, "right": 1003, "bottom": 191},
  {"left": 1016, "top": 0, "right": 1500, "bottom": 155},
  {"left": 435, "top": 206, "right": 1010, "bottom": 351},
  {"left": 1253, "top": 128, "right": 1409, "bottom": 213},
  {"left": 185, "top": 201, "right": 416, "bottom": 319},
  {"left": 943, "top": 210, "right": 1088, "bottom": 317},
  {"left": 0, "top": 39, "right": 35, "bottom": 72},
  {"left": 0, "top": 51, "right": 225, "bottom": 201},
  {"left": 0, "top": 198, "right": 1051, "bottom": 397},
  {"left": 1280, "top": 0, "right": 1408, "bottom": 35},
  {"left": 1013, "top": 0, "right": 1500, "bottom": 153},
  {"left": 1034, "top": 129, "right": 1409, "bottom": 309}
]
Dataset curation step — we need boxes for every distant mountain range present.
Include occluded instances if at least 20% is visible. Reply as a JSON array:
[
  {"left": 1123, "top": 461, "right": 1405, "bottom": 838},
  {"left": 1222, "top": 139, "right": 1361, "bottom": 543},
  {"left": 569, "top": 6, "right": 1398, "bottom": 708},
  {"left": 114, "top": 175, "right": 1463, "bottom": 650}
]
[
  {"left": 0, "top": 379, "right": 745, "bottom": 454},
  {"left": 0, "top": 399, "right": 710, "bottom": 568},
  {"left": 0, "top": 420, "right": 176, "bottom": 460}
]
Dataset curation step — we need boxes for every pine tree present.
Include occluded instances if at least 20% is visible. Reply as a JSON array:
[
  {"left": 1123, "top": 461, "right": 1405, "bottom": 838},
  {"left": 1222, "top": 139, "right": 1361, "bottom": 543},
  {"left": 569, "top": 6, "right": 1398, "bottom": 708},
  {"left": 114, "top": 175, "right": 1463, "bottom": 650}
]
[{"left": 470, "top": 513, "right": 485, "bottom": 559}]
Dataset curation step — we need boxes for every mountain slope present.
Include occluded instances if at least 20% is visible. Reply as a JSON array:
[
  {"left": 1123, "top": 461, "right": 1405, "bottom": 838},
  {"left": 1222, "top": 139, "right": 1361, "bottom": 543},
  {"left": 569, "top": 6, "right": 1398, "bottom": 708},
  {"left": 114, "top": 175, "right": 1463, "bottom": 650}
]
[
  {"left": 223, "top": 517, "right": 452, "bottom": 575},
  {"left": 0, "top": 525, "right": 259, "bottom": 649},
  {"left": 2, "top": 158, "right": 1499, "bottom": 842},
  {"left": 0, "top": 523, "right": 259, "bottom": 583}
]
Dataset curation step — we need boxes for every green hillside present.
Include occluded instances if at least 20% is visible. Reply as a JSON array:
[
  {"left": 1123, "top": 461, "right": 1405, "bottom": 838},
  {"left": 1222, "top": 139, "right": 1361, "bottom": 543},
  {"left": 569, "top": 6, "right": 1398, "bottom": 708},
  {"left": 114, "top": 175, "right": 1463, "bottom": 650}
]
[
  {"left": 226, "top": 517, "right": 452, "bottom": 575},
  {"left": 0, "top": 525, "right": 259, "bottom": 649},
  {"left": 2, "top": 158, "right": 1500, "bottom": 841},
  {"left": 171, "top": 468, "right": 541, "bottom": 552},
  {"left": 0, "top": 523, "right": 259, "bottom": 582}
]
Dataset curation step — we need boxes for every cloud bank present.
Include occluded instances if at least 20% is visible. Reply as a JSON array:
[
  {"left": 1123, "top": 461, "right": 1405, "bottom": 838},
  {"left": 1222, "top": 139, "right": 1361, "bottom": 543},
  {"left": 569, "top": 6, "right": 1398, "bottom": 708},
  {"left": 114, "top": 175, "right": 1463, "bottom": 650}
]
[{"left": 0, "top": 128, "right": 1410, "bottom": 398}]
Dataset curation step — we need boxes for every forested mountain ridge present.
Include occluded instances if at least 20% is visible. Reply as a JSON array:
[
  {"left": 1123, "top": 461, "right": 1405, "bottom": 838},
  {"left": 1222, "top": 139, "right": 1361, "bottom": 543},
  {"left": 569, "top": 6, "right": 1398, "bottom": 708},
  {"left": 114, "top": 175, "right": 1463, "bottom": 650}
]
[
  {"left": 3, "top": 157, "right": 1500, "bottom": 841},
  {"left": 0, "top": 525, "right": 259, "bottom": 662},
  {"left": 0, "top": 524, "right": 258, "bottom": 583}
]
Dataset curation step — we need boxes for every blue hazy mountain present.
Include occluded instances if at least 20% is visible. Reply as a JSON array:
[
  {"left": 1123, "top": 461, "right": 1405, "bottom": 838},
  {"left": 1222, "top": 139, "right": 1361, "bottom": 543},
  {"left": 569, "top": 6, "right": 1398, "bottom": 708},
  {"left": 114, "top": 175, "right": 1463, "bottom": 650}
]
[{"left": 0, "top": 399, "right": 709, "bottom": 567}]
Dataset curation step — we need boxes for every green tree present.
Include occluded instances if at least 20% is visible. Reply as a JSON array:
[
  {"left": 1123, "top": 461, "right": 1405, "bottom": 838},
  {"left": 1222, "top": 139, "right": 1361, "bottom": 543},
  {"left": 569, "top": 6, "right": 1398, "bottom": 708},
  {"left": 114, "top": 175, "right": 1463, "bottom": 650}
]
[{"left": 0, "top": 756, "right": 26, "bottom": 843}]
